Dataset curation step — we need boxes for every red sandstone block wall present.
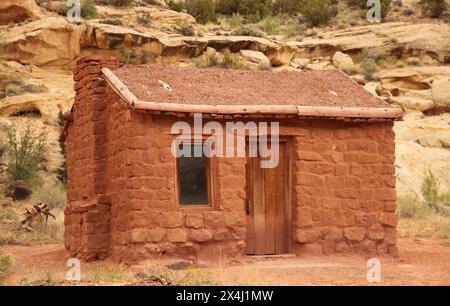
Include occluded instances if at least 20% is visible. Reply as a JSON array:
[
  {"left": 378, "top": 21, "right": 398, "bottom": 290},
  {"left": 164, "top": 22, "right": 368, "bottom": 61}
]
[
  {"left": 290, "top": 120, "right": 397, "bottom": 256},
  {"left": 64, "top": 56, "right": 123, "bottom": 260}
]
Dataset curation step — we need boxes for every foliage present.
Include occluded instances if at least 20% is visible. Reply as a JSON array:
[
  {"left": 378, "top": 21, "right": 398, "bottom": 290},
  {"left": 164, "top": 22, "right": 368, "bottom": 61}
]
[
  {"left": 419, "top": 0, "right": 448, "bottom": 18},
  {"left": 421, "top": 169, "right": 440, "bottom": 203},
  {"left": 186, "top": 0, "right": 217, "bottom": 24},
  {"left": 237, "top": 0, "right": 271, "bottom": 22},
  {"left": 195, "top": 49, "right": 248, "bottom": 69},
  {"left": 232, "top": 24, "right": 265, "bottom": 37},
  {"left": 119, "top": 44, "right": 135, "bottom": 64},
  {"left": 167, "top": 0, "right": 186, "bottom": 12},
  {"left": 108, "top": 0, "right": 133, "bottom": 6},
  {"left": 4, "top": 120, "right": 46, "bottom": 182},
  {"left": 0, "top": 75, "right": 47, "bottom": 99},
  {"left": 0, "top": 251, "right": 12, "bottom": 284},
  {"left": 221, "top": 48, "right": 247, "bottom": 69},
  {"left": 216, "top": 0, "right": 241, "bottom": 15},
  {"left": 271, "top": 0, "right": 303, "bottom": 15},
  {"left": 81, "top": 0, "right": 97, "bottom": 19},
  {"left": 360, "top": 58, "right": 378, "bottom": 80},
  {"left": 301, "top": 0, "right": 334, "bottom": 26},
  {"left": 398, "top": 195, "right": 433, "bottom": 219},
  {"left": 136, "top": 12, "right": 152, "bottom": 27},
  {"left": 174, "top": 22, "right": 195, "bottom": 36}
]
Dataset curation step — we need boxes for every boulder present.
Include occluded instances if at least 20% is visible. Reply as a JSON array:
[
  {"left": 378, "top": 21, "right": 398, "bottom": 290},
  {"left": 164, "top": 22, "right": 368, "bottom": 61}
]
[
  {"left": 389, "top": 96, "right": 435, "bottom": 112},
  {"left": 290, "top": 58, "right": 311, "bottom": 69},
  {"left": 239, "top": 50, "right": 271, "bottom": 68},
  {"left": 0, "top": 0, "right": 41, "bottom": 25},
  {"left": 1, "top": 17, "right": 80, "bottom": 67},
  {"left": 332, "top": 51, "right": 354, "bottom": 69},
  {"left": 6, "top": 181, "right": 32, "bottom": 201},
  {"left": 431, "top": 77, "right": 450, "bottom": 108}
]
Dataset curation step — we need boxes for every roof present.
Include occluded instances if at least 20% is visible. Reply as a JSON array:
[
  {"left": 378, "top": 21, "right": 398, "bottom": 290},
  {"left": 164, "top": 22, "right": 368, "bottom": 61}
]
[
  {"left": 113, "top": 65, "right": 389, "bottom": 108},
  {"left": 100, "top": 65, "right": 403, "bottom": 120}
]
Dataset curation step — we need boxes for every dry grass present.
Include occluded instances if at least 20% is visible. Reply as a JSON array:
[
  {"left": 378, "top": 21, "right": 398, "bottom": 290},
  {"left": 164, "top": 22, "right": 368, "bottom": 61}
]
[
  {"left": 0, "top": 202, "right": 63, "bottom": 246},
  {"left": 92, "top": 265, "right": 126, "bottom": 283},
  {"left": 0, "top": 251, "right": 12, "bottom": 284},
  {"left": 397, "top": 195, "right": 450, "bottom": 239}
]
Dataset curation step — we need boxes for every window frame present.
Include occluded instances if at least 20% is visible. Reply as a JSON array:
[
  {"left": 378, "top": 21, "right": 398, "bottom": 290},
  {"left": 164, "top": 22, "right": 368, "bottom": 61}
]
[{"left": 173, "top": 138, "right": 217, "bottom": 211}]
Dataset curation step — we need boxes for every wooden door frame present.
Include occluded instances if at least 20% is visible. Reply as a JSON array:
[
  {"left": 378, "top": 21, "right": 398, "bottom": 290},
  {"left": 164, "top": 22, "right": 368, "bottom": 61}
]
[{"left": 245, "top": 137, "right": 292, "bottom": 255}]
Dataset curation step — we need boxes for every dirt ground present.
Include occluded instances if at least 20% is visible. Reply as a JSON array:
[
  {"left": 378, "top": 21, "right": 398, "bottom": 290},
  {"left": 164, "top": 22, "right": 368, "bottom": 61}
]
[{"left": 2, "top": 237, "right": 450, "bottom": 286}]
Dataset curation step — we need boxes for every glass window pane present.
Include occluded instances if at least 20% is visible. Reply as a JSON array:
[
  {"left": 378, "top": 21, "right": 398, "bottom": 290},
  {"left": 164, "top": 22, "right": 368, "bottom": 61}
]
[{"left": 178, "top": 144, "right": 209, "bottom": 205}]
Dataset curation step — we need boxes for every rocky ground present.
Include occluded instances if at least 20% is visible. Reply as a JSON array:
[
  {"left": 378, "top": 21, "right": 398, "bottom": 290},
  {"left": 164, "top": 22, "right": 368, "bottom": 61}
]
[{"left": 2, "top": 237, "right": 450, "bottom": 285}]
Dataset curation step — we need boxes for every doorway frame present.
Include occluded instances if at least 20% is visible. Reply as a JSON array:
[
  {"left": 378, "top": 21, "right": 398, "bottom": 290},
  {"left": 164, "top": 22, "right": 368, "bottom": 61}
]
[{"left": 245, "top": 137, "right": 293, "bottom": 255}]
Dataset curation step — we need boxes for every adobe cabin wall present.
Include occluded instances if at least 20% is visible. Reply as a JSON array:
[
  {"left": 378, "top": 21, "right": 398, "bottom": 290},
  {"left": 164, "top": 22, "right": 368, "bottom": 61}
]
[
  {"left": 64, "top": 56, "right": 398, "bottom": 263},
  {"left": 64, "top": 56, "right": 124, "bottom": 260}
]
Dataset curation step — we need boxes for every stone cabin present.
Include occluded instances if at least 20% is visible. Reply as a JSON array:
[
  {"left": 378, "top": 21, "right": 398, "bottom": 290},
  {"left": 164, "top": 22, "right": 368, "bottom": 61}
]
[{"left": 62, "top": 56, "right": 403, "bottom": 263}]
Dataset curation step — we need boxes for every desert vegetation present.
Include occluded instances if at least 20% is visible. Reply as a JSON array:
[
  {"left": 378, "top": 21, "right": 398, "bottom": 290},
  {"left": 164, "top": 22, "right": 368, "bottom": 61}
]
[
  {"left": 0, "top": 119, "right": 64, "bottom": 248},
  {"left": 398, "top": 170, "right": 450, "bottom": 239}
]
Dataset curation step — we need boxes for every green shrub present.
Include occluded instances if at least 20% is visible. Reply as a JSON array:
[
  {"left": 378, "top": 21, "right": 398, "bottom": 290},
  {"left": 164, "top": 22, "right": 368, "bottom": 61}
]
[
  {"left": 136, "top": 12, "right": 152, "bottom": 27},
  {"left": 237, "top": 0, "right": 271, "bottom": 22},
  {"left": 257, "top": 15, "right": 282, "bottom": 35},
  {"left": 4, "top": 120, "right": 46, "bottom": 182},
  {"left": 271, "top": 0, "right": 303, "bottom": 15},
  {"left": 0, "top": 251, "right": 12, "bottom": 284},
  {"left": 195, "top": 49, "right": 248, "bottom": 69},
  {"left": 186, "top": 0, "right": 217, "bottom": 24},
  {"left": 108, "top": 0, "right": 133, "bottom": 6},
  {"left": 360, "top": 58, "right": 378, "bottom": 80},
  {"left": 0, "top": 76, "right": 47, "bottom": 98},
  {"left": 421, "top": 169, "right": 440, "bottom": 203},
  {"left": 361, "top": 47, "right": 386, "bottom": 63},
  {"left": 167, "top": 0, "right": 185, "bottom": 12},
  {"left": 398, "top": 195, "right": 433, "bottom": 219},
  {"left": 221, "top": 48, "right": 246, "bottom": 69},
  {"left": 174, "top": 22, "right": 195, "bottom": 36},
  {"left": 216, "top": 0, "right": 241, "bottom": 14},
  {"left": 406, "top": 57, "right": 421, "bottom": 66},
  {"left": 419, "top": 0, "right": 448, "bottom": 18},
  {"left": 301, "top": 0, "right": 334, "bottom": 26},
  {"left": 232, "top": 24, "right": 265, "bottom": 37},
  {"left": 81, "top": 0, "right": 97, "bottom": 19}
]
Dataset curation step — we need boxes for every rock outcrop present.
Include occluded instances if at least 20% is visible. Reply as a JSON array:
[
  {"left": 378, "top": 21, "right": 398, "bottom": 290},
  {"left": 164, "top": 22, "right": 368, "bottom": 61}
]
[
  {"left": 0, "top": 0, "right": 42, "bottom": 25},
  {"left": 395, "top": 112, "right": 450, "bottom": 196},
  {"left": 1, "top": 17, "right": 80, "bottom": 67},
  {"left": 291, "top": 22, "right": 450, "bottom": 64}
]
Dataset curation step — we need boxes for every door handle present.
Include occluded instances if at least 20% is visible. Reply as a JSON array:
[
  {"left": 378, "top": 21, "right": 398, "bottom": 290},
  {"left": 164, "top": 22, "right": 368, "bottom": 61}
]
[{"left": 245, "top": 200, "right": 251, "bottom": 215}]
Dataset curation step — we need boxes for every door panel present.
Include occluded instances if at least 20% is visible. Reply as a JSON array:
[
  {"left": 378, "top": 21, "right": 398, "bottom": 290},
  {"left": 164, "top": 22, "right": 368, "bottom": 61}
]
[{"left": 246, "top": 142, "right": 289, "bottom": 255}]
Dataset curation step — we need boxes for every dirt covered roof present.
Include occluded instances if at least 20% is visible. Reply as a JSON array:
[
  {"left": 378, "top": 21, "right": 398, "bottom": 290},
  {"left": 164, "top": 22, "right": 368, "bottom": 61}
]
[{"left": 113, "top": 64, "right": 391, "bottom": 108}]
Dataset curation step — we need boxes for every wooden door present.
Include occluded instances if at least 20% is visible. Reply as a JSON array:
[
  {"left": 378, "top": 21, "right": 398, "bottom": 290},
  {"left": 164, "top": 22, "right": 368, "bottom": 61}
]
[{"left": 245, "top": 142, "right": 289, "bottom": 255}]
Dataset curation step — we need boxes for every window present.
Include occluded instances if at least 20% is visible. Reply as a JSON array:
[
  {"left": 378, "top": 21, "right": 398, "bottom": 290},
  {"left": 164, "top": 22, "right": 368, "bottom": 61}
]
[{"left": 177, "top": 144, "right": 211, "bottom": 206}]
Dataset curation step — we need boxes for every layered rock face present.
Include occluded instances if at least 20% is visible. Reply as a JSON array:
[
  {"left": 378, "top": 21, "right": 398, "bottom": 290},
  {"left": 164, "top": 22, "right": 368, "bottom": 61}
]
[
  {"left": 1, "top": 17, "right": 80, "bottom": 67},
  {"left": 0, "top": 0, "right": 41, "bottom": 25}
]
